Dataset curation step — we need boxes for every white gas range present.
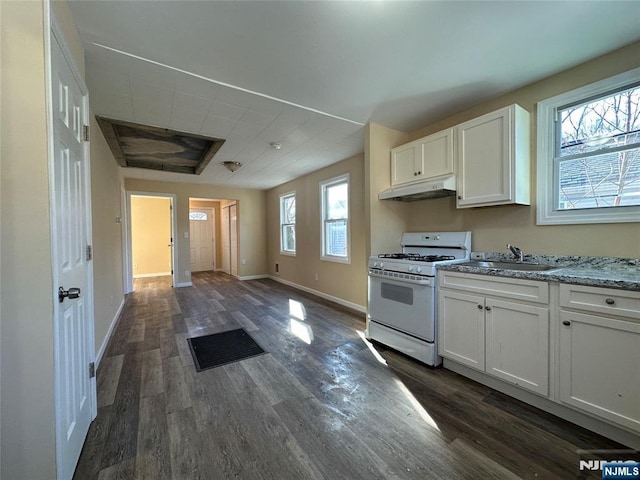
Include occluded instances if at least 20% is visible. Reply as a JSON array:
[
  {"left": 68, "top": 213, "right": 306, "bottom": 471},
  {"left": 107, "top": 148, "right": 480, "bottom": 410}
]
[{"left": 366, "top": 231, "right": 471, "bottom": 366}]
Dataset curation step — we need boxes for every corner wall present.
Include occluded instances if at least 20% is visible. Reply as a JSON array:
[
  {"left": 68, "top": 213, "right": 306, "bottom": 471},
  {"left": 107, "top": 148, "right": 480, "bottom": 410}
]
[
  {"left": 90, "top": 111, "right": 125, "bottom": 360},
  {"left": 266, "top": 154, "right": 367, "bottom": 309},
  {"left": 1, "top": 2, "right": 56, "bottom": 478}
]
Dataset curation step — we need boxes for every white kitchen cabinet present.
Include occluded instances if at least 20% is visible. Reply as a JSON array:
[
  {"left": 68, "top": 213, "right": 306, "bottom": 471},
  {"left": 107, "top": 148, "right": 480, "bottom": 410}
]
[
  {"left": 485, "top": 298, "right": 549, "bottom": 396},
  {"left": 558, "top": 284, "right": 640, "bottom": 433},
  {"left": 456, "top": 104, "right": 530, "bottom": 208},
  {"left": 391, "top": 128, "right": 454, "bottom": 186},
  {"left": 438, "top": 289, "right": 485, "bottom": 371},
  {"left": 438, "top": 271, "right": 549, "bottom": 395}
]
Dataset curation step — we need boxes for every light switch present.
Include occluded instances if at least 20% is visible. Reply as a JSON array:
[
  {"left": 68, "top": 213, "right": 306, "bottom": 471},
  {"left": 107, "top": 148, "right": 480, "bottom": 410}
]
[{"left": 183, "top": 231, "right": 189, "bottom": 239}]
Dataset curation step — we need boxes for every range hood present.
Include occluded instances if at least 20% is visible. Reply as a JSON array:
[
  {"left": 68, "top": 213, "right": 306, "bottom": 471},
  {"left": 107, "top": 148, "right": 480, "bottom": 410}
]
[{"left": 378, "top": 176, "right": 457, "bottom": 202}]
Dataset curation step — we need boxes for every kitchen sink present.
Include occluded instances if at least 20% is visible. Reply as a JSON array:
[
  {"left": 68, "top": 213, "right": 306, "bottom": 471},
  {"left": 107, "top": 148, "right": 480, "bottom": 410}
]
[{"left": 457, "top": 261, "right": 558, "bottom": 272}]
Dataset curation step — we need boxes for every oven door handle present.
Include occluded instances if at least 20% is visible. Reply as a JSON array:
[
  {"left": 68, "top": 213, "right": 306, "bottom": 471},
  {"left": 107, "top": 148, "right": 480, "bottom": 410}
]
[{"left": 368, "top": 270, "right": 434, "bottom": 286}]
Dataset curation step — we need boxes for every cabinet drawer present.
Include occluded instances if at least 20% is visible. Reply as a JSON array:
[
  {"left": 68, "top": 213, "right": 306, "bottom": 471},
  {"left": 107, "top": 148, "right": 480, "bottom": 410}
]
[
  {"left": 559, "top": 284, "right": 640, "bottom": 321},
  {"left": 438, "top": 271, "right": 548, "bottom": 304}
]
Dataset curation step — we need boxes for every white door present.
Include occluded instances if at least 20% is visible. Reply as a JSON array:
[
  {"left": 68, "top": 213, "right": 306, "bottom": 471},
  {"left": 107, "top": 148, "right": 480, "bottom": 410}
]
[
  {"left": 221, "top": 206, "right": 230, "bottom": 274},
  {"left": 51, "top": 32, "right": 96, "bottom": 480},
  {"left": 230, "top": 204, "right": 238, "bottom": 277},
  {"left": 189, "top": 208, "right": 215, "bottom": 272}
]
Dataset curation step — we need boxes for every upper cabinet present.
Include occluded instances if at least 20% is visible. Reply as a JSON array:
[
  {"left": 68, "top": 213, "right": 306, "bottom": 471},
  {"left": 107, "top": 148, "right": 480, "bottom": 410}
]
[
  {"left": 391, "top": 128, "right": 454, "bottom": 186},
  {"left": 456, "top": 104, "right": 530, "bottom": 208}
]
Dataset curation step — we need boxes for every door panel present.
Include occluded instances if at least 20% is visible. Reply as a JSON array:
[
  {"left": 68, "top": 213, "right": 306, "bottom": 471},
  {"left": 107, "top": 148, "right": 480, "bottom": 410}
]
[
  {"left": 189, "top": 208, "right": 214, "bottom": 272},
  {"left": 52, "top": 33, "right": 95, "bottom": 480},
  {"left": 230, "top": 204, "right": 238, "bottom": 277}
]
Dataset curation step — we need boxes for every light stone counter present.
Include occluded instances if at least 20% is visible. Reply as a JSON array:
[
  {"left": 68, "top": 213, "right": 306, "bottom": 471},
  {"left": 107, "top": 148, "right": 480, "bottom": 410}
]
[{"left": 438, "top": 253, "right": 639, "bottom": 291}]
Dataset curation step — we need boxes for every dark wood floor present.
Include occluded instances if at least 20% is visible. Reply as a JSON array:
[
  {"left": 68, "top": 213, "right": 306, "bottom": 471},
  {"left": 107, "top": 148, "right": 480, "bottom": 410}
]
[{"left": 74, "top": 272, "right": 623, "bottom": 479}]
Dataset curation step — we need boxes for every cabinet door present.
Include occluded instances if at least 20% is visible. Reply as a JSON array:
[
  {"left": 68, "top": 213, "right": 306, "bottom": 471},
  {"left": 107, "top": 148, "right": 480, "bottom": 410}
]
[
  {"left": 559, "top": 310, "right": 640, "bottom": 432},
  {"left": 438, "top": 289, "right": 485, "bottom": 371},
  {"left": 417, "top": 128, "right": 454, "bottom": 180},
  {"left": 456, "top": 106, "right": 513, "bottom": 207},
  {"left": 391, "top": 142, "right": 419, "bottom": 186},
  {"left": 485, "top": 299, "right": 549, "bottom": 396}
]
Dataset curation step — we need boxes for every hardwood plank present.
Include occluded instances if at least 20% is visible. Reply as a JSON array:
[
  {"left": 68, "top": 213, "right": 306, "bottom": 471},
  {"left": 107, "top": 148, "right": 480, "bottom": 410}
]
[
  {"left": 163, "top": 356, "right": 192, "bottom": 413},
  {"left": 135, "top": 394, "right": 171, "bottom": 480},
  {"left": 140, "top": 349, "right": 164, "bottom": 398},
  {"left": 97, "top": 355, "right": 124, "bottom": 408},
  {"left": 97, "top": 458, "right": 135, "bottom": 480}
]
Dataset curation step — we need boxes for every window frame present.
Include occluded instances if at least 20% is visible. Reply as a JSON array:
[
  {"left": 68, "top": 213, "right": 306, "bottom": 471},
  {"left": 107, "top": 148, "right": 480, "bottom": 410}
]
[
  {"left": 279, "top": 191, "right": 296, "bottom": 256},
  {"left": 537, "top": 67, "right": 640, "bottom": 225},
  {"left": 320, "top": 174, "right": 350, "bottom": 264}
]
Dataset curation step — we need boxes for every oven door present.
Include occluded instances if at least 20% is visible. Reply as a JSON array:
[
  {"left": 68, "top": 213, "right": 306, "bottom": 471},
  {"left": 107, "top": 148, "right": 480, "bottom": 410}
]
[{"left": 368, "top": 271, "right": 435, "bottom": 341}]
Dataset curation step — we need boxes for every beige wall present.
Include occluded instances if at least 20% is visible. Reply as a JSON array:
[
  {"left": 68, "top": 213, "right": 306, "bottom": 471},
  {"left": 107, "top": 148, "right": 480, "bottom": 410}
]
[
  {"left": 189, "top": 199, "right": 222, "bottom": 269},
  {"left": 90, "top": 111, "right": 125, "bottom": 357},
  {"left": 367, "top": 40, "right": 640, "bottom": 258},
  {"left": 266, "top": 154, "right": 367, "bottom": 308},
  {"left": 125, "top": 179, "right": 267, "bottom": 282},
  {"left": 131, "top": 196, "right": 172, "bottom": 276},
  {"left": 1, "top": 2, "right": 56, "bottom": 478}
]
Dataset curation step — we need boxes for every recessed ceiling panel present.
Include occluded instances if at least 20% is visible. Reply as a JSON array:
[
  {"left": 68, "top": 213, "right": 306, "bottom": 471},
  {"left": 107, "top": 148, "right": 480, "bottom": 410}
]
[{"left": 96, "top": 117, "right": 225, "bottom": 175}]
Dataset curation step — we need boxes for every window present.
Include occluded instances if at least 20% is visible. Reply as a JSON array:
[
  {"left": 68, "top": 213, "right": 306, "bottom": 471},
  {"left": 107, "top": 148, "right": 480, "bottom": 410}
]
[
  {"left": 189, "top": 211, "right": 207, "bottom": 221},
  {"left": 280, "top": 192, "right": 296, "bottom": 255},
  {"left": 537, "top": 67, "right": 640, "bottom": 224},
  {"left": 320, "top": 174, "right": 349, "bottom": 263}
]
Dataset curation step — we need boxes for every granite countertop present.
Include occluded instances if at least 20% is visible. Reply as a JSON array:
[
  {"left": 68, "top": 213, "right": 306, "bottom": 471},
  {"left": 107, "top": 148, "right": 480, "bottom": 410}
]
[{"left": 437, "top": 253, "right": 640, "bottom": 291}]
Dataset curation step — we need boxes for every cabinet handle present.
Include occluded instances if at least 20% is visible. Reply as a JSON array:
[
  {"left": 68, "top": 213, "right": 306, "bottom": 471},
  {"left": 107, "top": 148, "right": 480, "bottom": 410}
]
[
  {"left": 562, "top": 320, "right": 571, "bottom": 326},
  {"left": 485, "top": 306, "right": 492, "bottom": 311},
  {"left": 605, "top": 298, "right": 615, "bottom": 305},
  {"left": 414, "top": 172, "right": 418, "bottom": 176},
  {"left": 458, "top": 195, "right": 462, "bottom": 200},
  {"left": 477, "top": 304, "right": 483, "bottom": 310},
  {"left": 417, "top": 171, "right": 421, "bottom": 175}
]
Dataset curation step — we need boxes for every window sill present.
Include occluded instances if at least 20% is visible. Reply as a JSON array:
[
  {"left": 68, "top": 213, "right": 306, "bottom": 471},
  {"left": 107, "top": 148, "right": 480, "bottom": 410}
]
[
  {"left": 321, "top": 255, "right": 351, "bottom": 264},
  {"left": 280, "top": 251, "right": 297, "bottom": 257}
]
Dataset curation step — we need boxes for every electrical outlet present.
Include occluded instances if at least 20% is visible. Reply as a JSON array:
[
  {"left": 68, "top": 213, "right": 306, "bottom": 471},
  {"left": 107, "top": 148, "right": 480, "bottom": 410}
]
[
  {"left": 314, "top": 273, "right": 319, "bottom": 281},
  {"left": 183, "top": 231, "right": 189, "bottom": 239},
  {"left": 241, "top": 258, "right": 246, "bottom": 265},
  {"left": 275, "top": 263, "right": 279, "bottom": 274}
]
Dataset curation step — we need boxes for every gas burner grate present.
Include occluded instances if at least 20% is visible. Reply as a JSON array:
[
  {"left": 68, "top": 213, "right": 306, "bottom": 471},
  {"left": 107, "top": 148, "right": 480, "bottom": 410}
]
[{"left": 377, "top": 253, "right": 456, "bottom": 262}]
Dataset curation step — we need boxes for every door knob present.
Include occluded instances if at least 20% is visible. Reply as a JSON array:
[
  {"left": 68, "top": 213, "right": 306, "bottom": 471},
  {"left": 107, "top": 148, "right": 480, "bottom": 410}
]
[
  {"left": 59, "top": 286, "right": 81, "bottom": 303},
  {"left": 562, "top": 320, "right": 571, "bottom": 326},
  {"left": 485, "top": 306, "right": 492, "bottom": 311}
]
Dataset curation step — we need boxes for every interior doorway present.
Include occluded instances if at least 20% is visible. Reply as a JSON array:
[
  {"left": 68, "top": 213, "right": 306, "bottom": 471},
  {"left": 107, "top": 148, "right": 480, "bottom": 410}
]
[
  {"left": 190, "top": 198, "right": 238, "bottom": 277},
  {"left": 125, "top": 192, "right": 177, "bottom": 292}
]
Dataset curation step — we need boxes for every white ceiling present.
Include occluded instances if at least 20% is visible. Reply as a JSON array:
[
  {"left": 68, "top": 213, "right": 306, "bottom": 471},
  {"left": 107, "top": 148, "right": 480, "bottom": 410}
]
[{"left": 68, "top": 0, "right": 640, "bottom": 190}]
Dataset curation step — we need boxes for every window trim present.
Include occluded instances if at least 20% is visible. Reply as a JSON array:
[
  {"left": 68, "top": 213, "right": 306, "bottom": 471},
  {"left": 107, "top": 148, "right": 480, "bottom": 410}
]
[
  {"left": 320, "top": 173, "right": 350, "bottom": 264},
  {"left": 279, "top": 190, "right": 296, "bottom": 256},
  {"left": 537, "top": 67, "right": 640, "bottom": 225}
]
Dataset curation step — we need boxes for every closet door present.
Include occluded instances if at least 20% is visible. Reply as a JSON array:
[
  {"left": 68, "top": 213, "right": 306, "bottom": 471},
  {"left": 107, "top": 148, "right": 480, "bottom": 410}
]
[
  {"left": 221, "top": 206, "right": 230, "bottom": 275},
  {"left": 230, "top": 204, "right": 238, "bottom": 277}
]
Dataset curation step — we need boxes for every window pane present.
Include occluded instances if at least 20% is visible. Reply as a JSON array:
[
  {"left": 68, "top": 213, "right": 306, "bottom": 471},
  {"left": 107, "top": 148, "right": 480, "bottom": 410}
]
[
  {"left": 325, "top": 220, "right": 347, "bottom": 256},
  {"left": 558, "top": 147, "right": 640, "bottom": 210},
  {"left": 282, "top": 225, "right": 296, "bottom": 252},
  {"left": 326, "top": 182, "right": 348, "bottom": 220},
  {"left": 282, "top": 195, "right": 296, "bottom": 224},
  {"left": 189, "top": 212, "right": 207, "bottom": 220},
  {"left": 559, "top": 86, "right": 640, "bottom": 157}
]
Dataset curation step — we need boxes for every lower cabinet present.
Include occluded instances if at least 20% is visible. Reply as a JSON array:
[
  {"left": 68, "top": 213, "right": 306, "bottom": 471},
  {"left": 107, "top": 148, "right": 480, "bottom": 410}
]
[
  {"left": 438, "top": 272, "right": 549, "bottom": 396},
  {"left": 559, "top": 309, "right": 640, "bottom": 433}
]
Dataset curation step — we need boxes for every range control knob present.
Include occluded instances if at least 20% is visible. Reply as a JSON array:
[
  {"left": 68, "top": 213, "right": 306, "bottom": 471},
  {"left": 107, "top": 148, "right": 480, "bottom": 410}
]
[
  {"left": 435, "top": 234, "right": 441, "bottom": 240},
  {"left": 416, "top": 266, "right": 422, "bottom": 273},
  {"left": 408, "top": 266, "right": 414, "bottom": 272},
  {"left": 372, "top": 261, "right": 378, "bottom": 268},
  {"left": 380, "top": 263, "right": 384, "bottom": 269}
]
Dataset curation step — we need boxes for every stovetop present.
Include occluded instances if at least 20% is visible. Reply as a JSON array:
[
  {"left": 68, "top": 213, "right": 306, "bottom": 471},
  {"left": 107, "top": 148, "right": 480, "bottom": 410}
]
[{"left": 377, "top": 253, "right": 456, "bottom": 262}]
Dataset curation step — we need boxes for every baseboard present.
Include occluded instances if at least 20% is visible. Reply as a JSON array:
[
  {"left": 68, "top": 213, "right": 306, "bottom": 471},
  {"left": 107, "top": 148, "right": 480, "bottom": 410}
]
[
  {"left": 133, "top": 272, "right": 171, "bottom": 278},
  {"left": 175, "top": 282, "right": 193, "bottom": 287},
  {"left": 239, "top": 274, "right": 270, "bottom": 281},
  {"left": 95, "top": 297, "right": 125, "bottom": 368},
  {"left": 268, "top": 275, "right": 366, "bottom": 313}
]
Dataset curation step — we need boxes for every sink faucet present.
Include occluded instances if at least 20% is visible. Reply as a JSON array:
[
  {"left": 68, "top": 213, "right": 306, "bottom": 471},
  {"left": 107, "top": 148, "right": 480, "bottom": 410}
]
[{"left": 507, "top": 244, "right": 524, "bottom": 262}]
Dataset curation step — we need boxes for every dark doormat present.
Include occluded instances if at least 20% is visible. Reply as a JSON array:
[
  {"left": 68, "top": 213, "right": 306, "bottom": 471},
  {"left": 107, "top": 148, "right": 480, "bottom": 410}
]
[{"left": 187, "top": 328, "right": 266, "bottom": 372}]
